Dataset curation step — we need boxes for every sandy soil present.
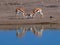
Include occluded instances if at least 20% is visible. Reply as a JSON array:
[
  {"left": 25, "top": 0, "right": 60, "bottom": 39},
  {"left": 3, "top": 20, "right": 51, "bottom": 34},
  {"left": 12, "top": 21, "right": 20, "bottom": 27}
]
[{"left": 0, "top": 0, "right": 60, "bottom": 24}]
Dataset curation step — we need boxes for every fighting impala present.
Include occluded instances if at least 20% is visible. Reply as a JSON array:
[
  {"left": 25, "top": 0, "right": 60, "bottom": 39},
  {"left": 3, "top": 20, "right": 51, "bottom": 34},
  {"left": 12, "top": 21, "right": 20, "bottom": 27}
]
[{"left": 16, "top": 8, "right": 43, "bottom": 18}]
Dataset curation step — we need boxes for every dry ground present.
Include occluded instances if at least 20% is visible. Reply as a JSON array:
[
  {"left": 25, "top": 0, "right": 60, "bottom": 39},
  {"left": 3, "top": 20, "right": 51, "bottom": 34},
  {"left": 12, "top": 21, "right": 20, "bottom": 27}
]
[{"left": 0, "top": 0, "right": 60, "bottom": 24}]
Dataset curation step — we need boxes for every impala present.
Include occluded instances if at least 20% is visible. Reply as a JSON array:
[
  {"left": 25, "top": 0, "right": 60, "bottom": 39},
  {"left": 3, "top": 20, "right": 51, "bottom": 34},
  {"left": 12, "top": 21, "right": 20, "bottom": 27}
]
[
  {"left": 16, "top": 7, "right": 26, "bottom": 17},
  {"left": 30, "top": 8, "right": 43, "bottom": 18}
]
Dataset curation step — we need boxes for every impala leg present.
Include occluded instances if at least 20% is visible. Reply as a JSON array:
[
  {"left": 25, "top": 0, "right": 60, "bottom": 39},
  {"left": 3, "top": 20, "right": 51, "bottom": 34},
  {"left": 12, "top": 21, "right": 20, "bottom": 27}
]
[
  {"left": 40, "top": 10, "right": 43, "bottom": 18},
  {"left": 16, "top": 10, "right": 20, "bottom": 15},
  {"left": 30, "top": 14, "right": 33, "bottom": 18}
]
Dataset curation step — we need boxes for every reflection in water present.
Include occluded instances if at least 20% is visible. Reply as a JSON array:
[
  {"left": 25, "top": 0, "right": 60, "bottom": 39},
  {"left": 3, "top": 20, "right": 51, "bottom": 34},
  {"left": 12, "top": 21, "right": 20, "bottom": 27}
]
[
  {"left": 0, "top": 24, "right": 60, "bottom": 38},
  {"left": 16, "top": 25, "right": 44, "bottom": 38},
  {"left": 15, "top": 23, "right": 60, "bottom": 38},
  {"left": 16, "top": 27, "right": 27, "bottom": 38}
]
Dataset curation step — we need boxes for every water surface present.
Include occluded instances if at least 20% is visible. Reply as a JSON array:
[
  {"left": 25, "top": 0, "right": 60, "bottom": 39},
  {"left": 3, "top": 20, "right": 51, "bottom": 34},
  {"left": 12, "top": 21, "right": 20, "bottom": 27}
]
[{"left": 0, "top": 24, "right": 60, "bottom": 45}]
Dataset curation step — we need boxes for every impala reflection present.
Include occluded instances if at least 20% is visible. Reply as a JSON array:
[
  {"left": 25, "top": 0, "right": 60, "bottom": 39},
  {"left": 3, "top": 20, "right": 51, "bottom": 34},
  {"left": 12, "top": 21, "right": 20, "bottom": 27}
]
[{"left": 16, "top": 25, "right": 44, "bottom": 38}]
